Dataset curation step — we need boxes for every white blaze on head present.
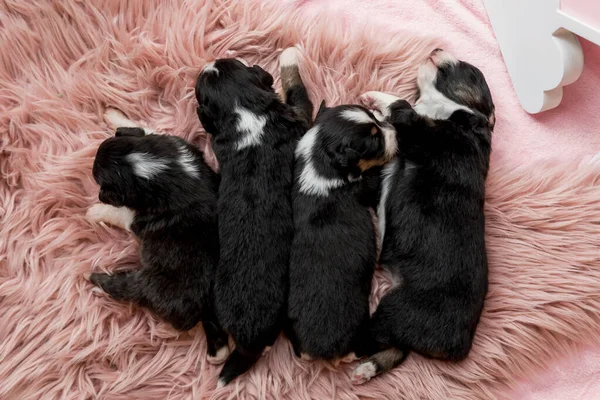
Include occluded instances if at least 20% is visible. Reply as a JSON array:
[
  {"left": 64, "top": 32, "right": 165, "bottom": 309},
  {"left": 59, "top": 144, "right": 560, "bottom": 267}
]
[
  {"left": 340, "top": 108, "right": 374, "bottom": 125},
  {"left": 414, "top": 59, "right": 473, "bottom": 120},
  {"left": 234, "top": 106, "right": 268, "bottom": 150},
  {"left": 203, "top": 61, "right": 219, "bottom": 75},
  {"left": 126, "top": 153, "right": 169, "bottom": 179},
  {"left": 295, "top": 126, "right": 345, "bottom": 197},
  {"left": 178, "top": 145, "right": 199, "bottom": 178}
]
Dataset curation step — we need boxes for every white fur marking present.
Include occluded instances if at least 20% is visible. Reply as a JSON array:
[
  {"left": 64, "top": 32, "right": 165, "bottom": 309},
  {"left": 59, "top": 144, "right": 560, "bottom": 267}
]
[
  {"left": 216, "top": 378, "right": 226, "bottom": 389},
  {"left": 234, "top": 107, "right": 267, "bottom": 150},
  {"left": 279, "top": 47, "right": 299, "bottom": 67},
  {"left": 414, "top": 62, "right": 474, "bottom": 120},
  {"left": 126, "top": 153, "right": 168, "bottom": 179},
  {"left": 207, "top": 346, "right": 230, "bottom": 365},
  {"left": 351, "top": 361, "right": 377, "bottom": 385},
  {"left": 341, "top": 109, "right": 374, "bottom": 124},
  {"left": 381, "top": 123, "right": 398, "bottom": 160},
  {"left": 360, "top": 92, "right": 401, "bottom": 119},
  {"left": 295, "top": 126, "right": 345, "bottom": 197},
  {"left": 377, "top": 159, "right": 399, "bottom": 247},
  {"left": 178, "top": 145, "right": 199, "bottom": 178},
  {"left": 203, "top": 61, "right": 219, "bottom": 75},
  {"left": 86, "top": 204, "right": 135, "bottom": 231}
]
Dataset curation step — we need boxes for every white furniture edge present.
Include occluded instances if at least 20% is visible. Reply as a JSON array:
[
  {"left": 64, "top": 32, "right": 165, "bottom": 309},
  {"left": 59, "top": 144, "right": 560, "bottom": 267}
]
[{"left": 484, "top": 0, "right": 600, "bottom": 114}]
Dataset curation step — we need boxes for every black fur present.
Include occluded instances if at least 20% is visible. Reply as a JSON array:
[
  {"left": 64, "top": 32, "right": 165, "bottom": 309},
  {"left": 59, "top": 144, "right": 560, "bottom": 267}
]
[
  {"left": 287, "top": 104, "right": 396, "bottom": 360},
  {"left": 195, "top": 57, "right": 313, "bottom": 385},
  {"left": 90, "top": 131, "right": 228, "bottom": 357},
  {"left": 361, "top": 54, "right": 494, "bottom": 379}
]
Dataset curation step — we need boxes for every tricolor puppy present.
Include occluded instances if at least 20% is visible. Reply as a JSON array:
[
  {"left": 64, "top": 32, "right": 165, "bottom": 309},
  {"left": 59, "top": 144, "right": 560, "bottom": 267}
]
[
  {"left": 286, "top": 103, "right": 397, "bottom": 362},
  {"left": 352, "top": 49, "right": 494, "bottom": 384},
  {"left": 86, "top": 109, "right": 229, "bottom": 364},
  {"left": 195, "top": 48, "right": 313, "bottom": 386}
]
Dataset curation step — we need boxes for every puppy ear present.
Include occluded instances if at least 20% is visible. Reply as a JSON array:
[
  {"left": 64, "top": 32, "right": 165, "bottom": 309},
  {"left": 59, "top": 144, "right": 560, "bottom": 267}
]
[
  {"left": 197, "top": 105, "right": 217, "bottom": 134},
  {"left": 316, "top": 100, "right": 327, "bottom": 116},
  {"left": 115, "top": 127, "right": 145, "bottom": 137},
  {"left": 250, "top": 65, "right": 274, "bottom": 88}
]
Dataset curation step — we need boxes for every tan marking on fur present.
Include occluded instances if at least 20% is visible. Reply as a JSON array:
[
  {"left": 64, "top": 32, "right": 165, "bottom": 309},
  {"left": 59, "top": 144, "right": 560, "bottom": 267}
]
[{"left": 358, "top": 158, "right": 387, "bottom": 171}]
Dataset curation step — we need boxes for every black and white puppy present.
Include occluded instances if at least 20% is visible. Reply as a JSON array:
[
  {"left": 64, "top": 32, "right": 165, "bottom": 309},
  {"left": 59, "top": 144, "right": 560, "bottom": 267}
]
[
  {"left": 352, "top": 49, "right": 494, "bottom": 384},
  {"left": 286, "top": 103, "right": 397, "bottom": 362},
  {"left": 86, "top": 109, "right": 229, "bottom": 363},
  {"left": 195, "top": 48, "right": 313, "bottom": 386}
]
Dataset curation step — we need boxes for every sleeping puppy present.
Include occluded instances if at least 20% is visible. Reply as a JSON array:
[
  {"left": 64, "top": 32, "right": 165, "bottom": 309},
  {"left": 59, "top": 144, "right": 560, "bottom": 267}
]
[
  {"left": 352, "top": 49, "right": 494, "bottom": 384},
  {"left": 86, "top": 109, "right": 229, "bottom": 364},
  {"left": 195, "top": 48, "right": 313, "bottom": 386},
  {"left": 287, "top": 103, "right": 397, "bottom": 362}
]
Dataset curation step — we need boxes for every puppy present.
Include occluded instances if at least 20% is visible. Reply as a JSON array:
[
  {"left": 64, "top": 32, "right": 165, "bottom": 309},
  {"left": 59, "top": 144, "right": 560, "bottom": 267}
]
[
  {"left": 287, "top": 102, "right": 397, "bottom": 362},
  {"left": 352, "top": 49, "right": 494, "bottom": 384},
  {"left": 195, "top": 48, "right": 313, "bottom": 386},
  {"left": 86, "top": 109, "right": 229, "bottom": 363}
]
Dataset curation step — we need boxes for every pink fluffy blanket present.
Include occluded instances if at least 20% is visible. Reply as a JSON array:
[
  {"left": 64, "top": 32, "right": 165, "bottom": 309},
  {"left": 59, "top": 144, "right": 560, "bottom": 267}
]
[{"left": 1, "top": 1, "right": 600, "bottom": 399}]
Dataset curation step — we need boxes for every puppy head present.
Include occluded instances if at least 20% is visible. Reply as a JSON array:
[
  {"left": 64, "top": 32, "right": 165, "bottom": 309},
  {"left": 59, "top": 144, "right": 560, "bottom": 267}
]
[
  {"left": 415, "top": 49, "right": 495, "bottom": 129},
  {"left": 195, "top": 58, "right": 277, "bottom": 135},
  {"left": 313, "top": 104, "right": 397, "bottom": 177},
  {"left": 92, "top": 135, "right": 210, "bottom": 212}
]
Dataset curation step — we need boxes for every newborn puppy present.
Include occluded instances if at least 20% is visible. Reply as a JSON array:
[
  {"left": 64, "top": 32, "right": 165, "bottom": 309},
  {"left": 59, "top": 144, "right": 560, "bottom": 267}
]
[
  {"left": 287, "top": 102, "right": 397, "bottom": 362},
  {"left": 195, "top": 48, "right": 313, "bottom": 386},
  {"left": 86, "top": 109, "right": 229, "bottom": 363},
  {"left": 352, "top": 49, "right": 494, "bottom": 384}
]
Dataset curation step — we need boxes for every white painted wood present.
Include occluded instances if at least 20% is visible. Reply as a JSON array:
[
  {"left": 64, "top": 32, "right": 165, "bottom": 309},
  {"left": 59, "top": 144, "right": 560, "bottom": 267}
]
[{"left": 483, "top": 0, "right": 600, "bottom": 114}]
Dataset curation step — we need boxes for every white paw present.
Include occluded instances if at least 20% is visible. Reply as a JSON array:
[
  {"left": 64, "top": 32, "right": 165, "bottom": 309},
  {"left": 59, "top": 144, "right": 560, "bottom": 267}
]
[
  {"left": 279, "top": 47, "right": 299, "bottom": 67},
  {"left": 351, "top": 361, "right": 377, "bottom": 385},
  {"left": 216, "top": 378, "right": 226, "bottom": 389},
  {"left": 86, "top": 203, "right": 135, "bottom": 231},
  {"left": 103, "top": 108, "right": 137, "bottom": 130},
  {"left": 207, "top": 345, "right": 230, "bottom": 365},
  {"left": 360, "top": 91, "right": 400, "bottom": 119}
]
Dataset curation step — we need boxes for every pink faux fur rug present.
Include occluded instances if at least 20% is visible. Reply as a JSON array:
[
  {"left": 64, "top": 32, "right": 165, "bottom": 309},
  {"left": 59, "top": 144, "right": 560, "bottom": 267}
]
[{"left": 1, "top": 1, "right": 600, "bottom": 399}]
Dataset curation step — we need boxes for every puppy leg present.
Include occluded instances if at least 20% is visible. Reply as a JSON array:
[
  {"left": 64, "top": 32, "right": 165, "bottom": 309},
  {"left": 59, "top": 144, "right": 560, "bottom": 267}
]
[
  {"left": 103, "top": 107, "right": 156, "bottom": 135},
  {"left": 86, "top": 203, "right": 135, "bottom": 232},
  {"left": 90, "top": 270, "right": 143, "bottom": 302},
  {"left": 279, "top": 47, "right": 314, "bottom": 129},
  {"left": 351, "top": 347, "right": 408, "bottom": 385},
  {"left": 217, "top": 348, "right": 262, "bottom": 388},
  {"left": 360, "top": 91, "right": 404, "bottom": 120},
  {"left": 203, "top": 307, "right": 230, "bottom": 364}
]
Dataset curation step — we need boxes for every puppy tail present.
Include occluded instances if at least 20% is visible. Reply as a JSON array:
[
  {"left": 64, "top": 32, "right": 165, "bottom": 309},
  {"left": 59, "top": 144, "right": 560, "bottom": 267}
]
[
  {"left": 279, "top": 47, "right": 313, "bottom": 128},
  {"left": 351, "top": 347, "right": 409, "bottom": 385},
  {"left": 217, "top": 348, "right": 262, "bottom": 387}
]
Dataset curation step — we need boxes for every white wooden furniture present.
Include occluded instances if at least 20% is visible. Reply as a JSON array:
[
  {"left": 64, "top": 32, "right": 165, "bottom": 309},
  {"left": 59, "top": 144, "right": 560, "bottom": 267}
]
[{"left": 484, "top": 0, "right": 600, "bottom": 114}]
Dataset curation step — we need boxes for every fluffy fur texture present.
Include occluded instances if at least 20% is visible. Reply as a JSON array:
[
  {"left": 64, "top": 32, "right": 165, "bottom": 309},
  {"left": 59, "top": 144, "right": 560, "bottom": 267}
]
[
  {"left": 87, "top": 113, "right": 228, "bottom": 361},
  {"left": 287, "top": 104, "right": 395, "bottom": 361},
  {"left": 354, "top": 50, "right": 494, "bottom": 384},
  {"left": 2, "top": 1, "right": 600, "bottom": 399},
  {"left": 195, "top": 51, "right": 312, "bottom": 385}
]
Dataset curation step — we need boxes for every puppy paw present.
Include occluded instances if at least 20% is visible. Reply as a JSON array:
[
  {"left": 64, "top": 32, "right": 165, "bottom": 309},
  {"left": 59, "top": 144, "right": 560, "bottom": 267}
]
[
  {"left": 86, "top": 203, "right": 135, "bottom": 231},
  {"left": 360, "top": 91, "right": 401, "bottom": 119},
  {"left": 207, "top": 345, "right": 230, "bottom": 365},
  {"left": 104, "top": 108, "right": 136, "bottom": 130},
  {"left": 216, "top": 378, "right": 227, "bottom": 389},
  {"left": 279, "top": 47, "right": 299, "bottom": 67},
  {"left": 351, "top": 361, "right": 377, "bottom": 385}
]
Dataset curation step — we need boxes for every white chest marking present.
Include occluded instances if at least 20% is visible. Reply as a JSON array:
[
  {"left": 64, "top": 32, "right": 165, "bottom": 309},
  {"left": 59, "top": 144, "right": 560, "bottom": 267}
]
[
  {"left": 234, "top": 107, "right": 267, "bottom": 150},
  {"left": 377, "top": 159, "right": 399, "bottom": 247},
  {"left": 295, "top": 126, "right": 345, "bottom": 197}
]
